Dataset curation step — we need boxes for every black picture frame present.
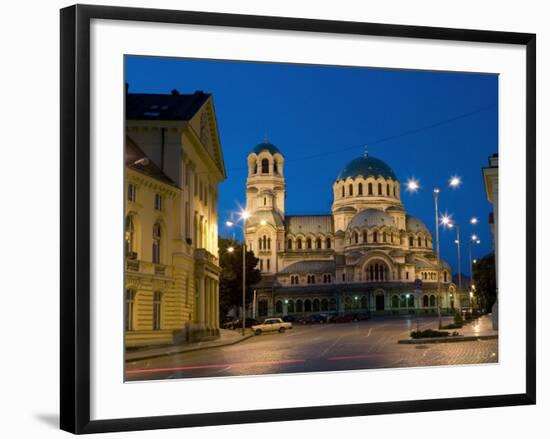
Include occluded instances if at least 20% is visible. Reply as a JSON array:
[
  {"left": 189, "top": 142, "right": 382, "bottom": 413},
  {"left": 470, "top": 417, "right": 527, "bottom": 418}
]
[{"left": 60, "top": 4, "right": 536, "bottom": 434}]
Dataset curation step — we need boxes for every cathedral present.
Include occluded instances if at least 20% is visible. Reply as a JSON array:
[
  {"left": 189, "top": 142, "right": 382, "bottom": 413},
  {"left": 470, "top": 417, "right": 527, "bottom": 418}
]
[{"left": 244, "top": 141, "right": 457, "bottom": 318}]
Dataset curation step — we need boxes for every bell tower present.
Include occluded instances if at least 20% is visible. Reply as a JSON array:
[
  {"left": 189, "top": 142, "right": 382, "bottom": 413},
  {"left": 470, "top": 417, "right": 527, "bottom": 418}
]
[{"left": 245, "top": 140, "right": 285, "bottom": 218}]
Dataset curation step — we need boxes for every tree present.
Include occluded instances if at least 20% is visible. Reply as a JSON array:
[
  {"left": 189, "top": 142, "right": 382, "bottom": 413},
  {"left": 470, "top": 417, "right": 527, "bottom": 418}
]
[
  {"left": 472, "top": 252, "right": 497, "bottom": 313},
  {"left": 218, "top": 237, "right": 262, "bottom": 316}
]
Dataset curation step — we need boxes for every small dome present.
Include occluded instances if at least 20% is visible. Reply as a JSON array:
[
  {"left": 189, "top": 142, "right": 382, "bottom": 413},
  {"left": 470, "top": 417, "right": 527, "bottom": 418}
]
[
  {"left": 251, "top": 142, "right": 281, "bottom": 155},
  {"left": 348, "top": 208, "right": 395, "bottom": 229},
  {"left": 337, "top": 154, "right": 397, "bottom": 181},
  {"left": 406, "top": 215, "right": 431, "bottom": 234}
]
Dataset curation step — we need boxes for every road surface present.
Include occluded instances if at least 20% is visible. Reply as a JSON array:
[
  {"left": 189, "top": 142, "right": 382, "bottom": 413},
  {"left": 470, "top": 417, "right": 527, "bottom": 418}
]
[{"left": 126, "top": 316, "right": 498, "bottom": 381}]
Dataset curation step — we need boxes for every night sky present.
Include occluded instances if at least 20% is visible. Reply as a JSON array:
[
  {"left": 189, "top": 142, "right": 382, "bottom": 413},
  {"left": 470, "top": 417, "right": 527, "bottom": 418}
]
[{"left": 125, "top": 56, "right": 498, "bottom": 277}]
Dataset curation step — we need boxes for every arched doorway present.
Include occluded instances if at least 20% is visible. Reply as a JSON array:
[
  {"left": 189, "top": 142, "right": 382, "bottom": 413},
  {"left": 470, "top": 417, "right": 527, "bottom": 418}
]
[
  {"left": 375, "top": 292, "right": 385, "bottom": 311},
  {"left": 258, "top": 299, "right": 268, "bottom": 317}
]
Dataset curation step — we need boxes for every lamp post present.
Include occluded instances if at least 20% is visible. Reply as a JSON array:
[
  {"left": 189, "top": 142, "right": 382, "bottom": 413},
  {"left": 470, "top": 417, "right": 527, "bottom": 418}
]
[
  {"left": 226, "top": 210, "right": 264, "bottom": 335},
  {"left": 406, "top": 175, "right": 461, "bottom": 329},
  {"left": 468, "top": 234, "right": 481, "bottom": 312}
]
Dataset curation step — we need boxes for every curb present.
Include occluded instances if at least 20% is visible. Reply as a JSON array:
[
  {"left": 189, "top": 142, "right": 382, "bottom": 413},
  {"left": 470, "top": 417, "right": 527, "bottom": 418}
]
[
  {"left": 125, "top": 333, "right": 254, "bottom": 362},
  {"left": 397, "top": 334, "right": 498, "bottom": 344}
]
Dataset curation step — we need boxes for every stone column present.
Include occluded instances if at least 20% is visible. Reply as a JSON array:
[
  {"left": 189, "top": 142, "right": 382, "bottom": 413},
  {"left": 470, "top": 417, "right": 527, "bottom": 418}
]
[
  {"left": 214, "top": 280, "right": 219, "bottom": 329},
  {"left": 198, "top": 275, "right": 206, "bottom": 326}
]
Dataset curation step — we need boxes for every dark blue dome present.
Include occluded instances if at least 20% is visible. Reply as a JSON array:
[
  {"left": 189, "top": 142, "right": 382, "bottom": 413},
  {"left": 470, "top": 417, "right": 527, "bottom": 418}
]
[
  {"left": 251, "top": 142, "right": 281, "bottom": 155},
  {"left": 337, "top": 155, "right": 397, "bottom": 181}
]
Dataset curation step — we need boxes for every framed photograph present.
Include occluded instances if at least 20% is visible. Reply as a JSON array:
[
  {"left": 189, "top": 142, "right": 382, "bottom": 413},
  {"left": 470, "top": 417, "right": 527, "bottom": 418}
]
[{"left": 60, "top": 4, "right": 536, "bottom": 434}]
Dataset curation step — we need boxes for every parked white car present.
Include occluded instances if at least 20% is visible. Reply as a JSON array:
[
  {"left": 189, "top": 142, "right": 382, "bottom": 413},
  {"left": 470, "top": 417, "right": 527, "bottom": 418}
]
[{"left": 252, "top": 318, "right": 292, "bottom": 335}]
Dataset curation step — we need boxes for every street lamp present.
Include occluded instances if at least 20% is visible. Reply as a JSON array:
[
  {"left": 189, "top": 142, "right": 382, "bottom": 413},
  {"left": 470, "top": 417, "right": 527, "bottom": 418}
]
[
  {"left": 406, "top": 175, "right": 462, "bottom": 329},
  {"left": 226, "top": 209, "right": 252, "bottom": 335},
  {"left": 468, "top": 235, "right": 481, "bottom": 312}
]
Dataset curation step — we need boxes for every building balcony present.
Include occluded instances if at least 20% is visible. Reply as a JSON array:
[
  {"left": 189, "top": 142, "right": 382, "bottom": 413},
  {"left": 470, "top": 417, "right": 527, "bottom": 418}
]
[{"left": 125, "top": 258, "right": 172, "bottom": 278}]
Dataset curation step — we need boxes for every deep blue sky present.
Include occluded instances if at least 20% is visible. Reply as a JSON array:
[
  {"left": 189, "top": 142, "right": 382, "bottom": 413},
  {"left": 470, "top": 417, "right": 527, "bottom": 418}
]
[{"left": 126, "top": 56, "right": 498, "bottom": 277}]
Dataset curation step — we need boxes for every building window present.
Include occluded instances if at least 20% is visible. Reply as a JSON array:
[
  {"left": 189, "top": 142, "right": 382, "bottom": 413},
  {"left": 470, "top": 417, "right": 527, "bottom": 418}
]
[
  {"left": 260, "top": 259, "right": 264, "bottom": 271},
  {"left": 425, "top": 237, "right": 428, "bottom": 247},
  {"left": 254, "top": 162, "right": 258, "bottom": 174},
  {"left": 296, "top": 300, "right": 303, "bottom": 313},
  {"left": 287, "top": 239, "right": 292, "bottom": 250},
  {"left": 313, "top": 299, "right": 320, "bottom": 312},
  {"left": 127, "top": 183, "right": 136, "bottom": 202},
  {"left": 409, "top": 236, "right": 414, "bottom": 246},
  {"left": 354, "top": 232, "right": 359, "bottom": 244},
  {"left": 341, "top": 186, "right": 345, "bottom": 198},
  {"left": 368, "top": 182, "right": 373, "bottom": 195},
  {"left": 383, "top": 232, "right": 387, "bottom": 242},
  {"left": 267, "top": 237, "right": 271, "bottom": 250},
  {"left": 378, "top": 183, "right": 382, "bottom": 195},
  {"left": 316, "top": 238, "right": 322, "bottom": 249},
  {"left": 275, "top": 300, "right": 283, "bottom": 313},
  {"left": 387, "top": 183, "right": 390, "bottom": 195},
  {"left": 444, "top": 271, "right": 448, "bottom": 282},
  {"left": 349, "top": 184, "right": 353, "bottom": 196},
  {"left": 287, "top": 300, "right": 295, "bottom": 313},
  {"left": 125, "top": 215, "right": 135, "bottom": 257},
  {"left": 154, "top": 193, "right": 163, "bottom": 210},
  {"left": 373, "top": 231, "right": 378, "bottom": 243},
  {"left": 267, "top": 259, "right": 270, "bottom": 270},
  {"left": 125, "top": 289, "right": 135, "bottom": 331},
  {"left": 366, "top": 261, "right": 389, "bottom": 282},
  {"left": 342, "top": 273, "right": 346, "bottom": 282},
  {"left": 258, "top": 238, "right": 262, "bottom": 250},
  {"left": 429, "top": 295, "right": 436, "bottom": 307},
  {"left": 261, "top": 158, "right": 269, "bottom": 174},
  {"left": 358, "top": 183, "right": 363, "bottom": 195},
  {"left": 274, "top": 161, "right": 278, "bottom": 174},
  {"left": 393, "top": 186, "right": 397, "bottom": 196},
  {"left": 304, "top": 299, "right": 312, "bottom": 312},
  {"left": 152, "top": 223, "right": 161, "bottom": 264},
  {"left": 423, "top": 295, "right": 429, "bottom": 307},
  {"left": 262, "top": 235, "right": 267, "bottom": 250},
  {"left": 418, "top": 236, "right": 422, "bottom": 246},
  {"left": 326, "top": 238, "right": 331, "bottom": 249},
  {"left": 362, "top": 230, "right": 367, "bottom": 243},
  {"left": 406, "top": 272, "right": 409, "bottom": 280},
  {"left": 152, "top": 291, "right": 162, "bottom": 330},
  {"left": 392, "top": 295, "right": 399, "bottom": 308},
  {"left": 297, "top": 239, "right": 302, "bottom": 249}
]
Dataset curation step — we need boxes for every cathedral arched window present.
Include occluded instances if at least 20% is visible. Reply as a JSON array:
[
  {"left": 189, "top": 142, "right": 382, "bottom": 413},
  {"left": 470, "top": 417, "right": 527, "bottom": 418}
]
[
  {"left": 387, "top": 183, "right": 390, "bottom": 195},
  {"left": 368, "top": 182, "right": 373, "bottom": 195},
  {"left": 261, "top": 158, "right": 269, "bottom": 174},
  {"left": 354, "top": 232, "right": 359, "bottom": 244},
  {"left": 373, "top": 231, "right": 378, "bottom": 243},
  {"left": 393, "top": 186, "right": 397, "bottom": 197},
  {"left": 423, "top": 295, "right": 429, "bottom": 307},
  {"left": 425, "top": 237, "right": 428, "bottom": 247},
  {"left": 267, "top": 237, "right": 271, "bottom": 250},
  {"left": 297, "top": 239, "right": 302, "bottom": 250},
  {"left": 152, "top": 223, "right": 161, "bottom": 264},
  {"left": 341, "top": 186, "right": 345, "bottom": 198},
  {"left": 287, "top": 239, "right": 292, "bottom": 250},
  {"left": 262, "top": 235, "right": 267, "bottom": 250},
  {"left": 362, "top": 230, "right": 367, "bottom": 243},
  {"left": 378, "top": 183, "right": 382, "bottom": 195},
  {"left": 391, "top": 232, "right": 394, "bottom": 242},
  {"left": 326, "top": 238, "right": 331, "bottom": 249},
  {"left": 258, "top": 238, "right": 262, "bottom": 250},
  {"left": 409, "top": 236, "right": 414, "bottom": 246},
  {"left": 392, "top": 295, "right": 399, "bottom": 308},
  {"left": 253, "top": 163, "right": 258, "bottom": 174},
  {"left": 296, "top": 300, "right": 303, "bottom": 313},
  {"left": 316, "top": 238, "right": 322, "bottom": 249},
  {"left": 383, "top": 232, "right": 387, "bottom": 242},
  {"left": 444, "top": 271, "right": 448, "bottom": 282},
  {"left": 417, "top": 236, "right": 422, "bottom": 246},
  {"left": 275, "top": 300, "right": 283, "bottom": 313},
  {"left": 358, "top": 183, "right": 363, "bottom": 195},
  {"left": 429, "top": 295, "right": 436, "bottom": 307},
  {"left": 306, "top": 238, "right": 312, "bottom": 249},
  {"left": 152, "top": 291, "right": 163, "bottom": 330},
  {"left": 349, "top": 184, "right": 353, "bottom": 196}
]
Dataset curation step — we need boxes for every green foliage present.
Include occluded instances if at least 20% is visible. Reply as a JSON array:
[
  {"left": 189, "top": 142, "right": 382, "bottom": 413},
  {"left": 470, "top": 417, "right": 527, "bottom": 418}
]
[
  {"left": 218, "top": 237, "right": 262, "bottom": 316},
  {"left": 453, "top": 310, "right": 464, "bottom": 326},
  {"left": 472, "top": 252, "right": 497, "bottom": 313},
  {"left": 410, "top": 329, "right": 450, "bottom": 339}
]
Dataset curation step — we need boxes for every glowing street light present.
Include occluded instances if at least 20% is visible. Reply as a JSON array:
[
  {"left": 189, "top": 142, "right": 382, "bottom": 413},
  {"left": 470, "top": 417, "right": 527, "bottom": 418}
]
[
  {"left": 449, "top": 175, "right": 462, "bottom": 188},
  {"left": 440, "top": 214, "right": 452, "bottom": 227},
  {"left": 227, "top": 246, "right": 235, "bottom": 253},
  {"left": 260, "top": 219, "right": 267, "bottom": 226},
  {"left": 225, "top": 220, "right": 234, "bottom": 227},
  {"left": 240, "top": 209, "right": 251, "bottom": 220},
  {"left": 406, "top": 178, "right": 420, "bottom": 193},
  {"left": 470, "top": 217, "right": 478, "bottom": 225}
]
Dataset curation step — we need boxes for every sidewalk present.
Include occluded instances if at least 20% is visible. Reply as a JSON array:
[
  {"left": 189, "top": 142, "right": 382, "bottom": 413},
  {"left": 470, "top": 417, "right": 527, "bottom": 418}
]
[
  {"left": 398, "top": 314, "right": 498, "bottom": 344},
  {"left": 125, "top": 329, "right": 254, "bottom": 362}
]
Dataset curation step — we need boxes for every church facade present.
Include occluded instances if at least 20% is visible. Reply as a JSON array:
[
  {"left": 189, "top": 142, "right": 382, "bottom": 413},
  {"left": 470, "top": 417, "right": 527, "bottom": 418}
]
[{"left": 244, "top": 142, "right": 457, "bottom": 319}]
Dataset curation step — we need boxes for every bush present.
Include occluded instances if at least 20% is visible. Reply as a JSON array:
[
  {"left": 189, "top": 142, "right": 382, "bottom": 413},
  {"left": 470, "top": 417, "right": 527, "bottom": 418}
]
[
  {"left": 410, "top": 329, "right": 450, "bottom": 339},
  {"left": 453, "top": 310, "right": 464, "bottom": 326}
]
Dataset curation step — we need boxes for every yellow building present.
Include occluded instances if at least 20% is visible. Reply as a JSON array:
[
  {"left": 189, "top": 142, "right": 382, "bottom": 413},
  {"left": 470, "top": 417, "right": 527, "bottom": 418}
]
[{"left": 124, "top": 90, "right": 225, "bottom": 347}]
